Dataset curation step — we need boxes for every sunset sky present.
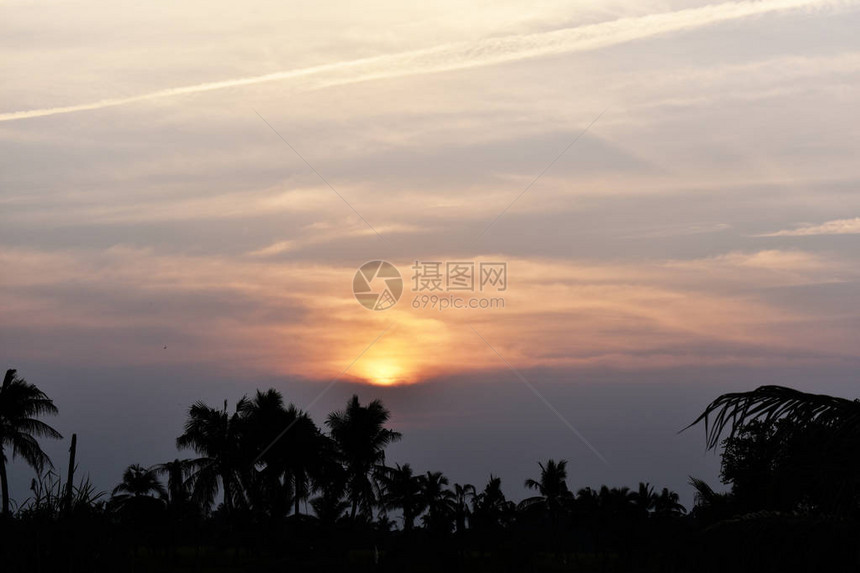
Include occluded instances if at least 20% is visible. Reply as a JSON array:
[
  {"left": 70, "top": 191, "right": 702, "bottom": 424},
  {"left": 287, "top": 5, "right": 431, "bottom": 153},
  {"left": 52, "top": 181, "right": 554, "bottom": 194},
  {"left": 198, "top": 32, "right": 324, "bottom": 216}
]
[{"left": 2, "top": 0, "right": 860, "bottom": 506}]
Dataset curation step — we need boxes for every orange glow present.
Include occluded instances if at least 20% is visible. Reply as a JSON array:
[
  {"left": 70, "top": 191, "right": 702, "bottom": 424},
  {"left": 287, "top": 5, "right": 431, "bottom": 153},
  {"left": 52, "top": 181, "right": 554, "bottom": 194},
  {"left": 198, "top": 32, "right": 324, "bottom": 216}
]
[{"left": 353, "top": 359, "right": 408, "bottom": 386}]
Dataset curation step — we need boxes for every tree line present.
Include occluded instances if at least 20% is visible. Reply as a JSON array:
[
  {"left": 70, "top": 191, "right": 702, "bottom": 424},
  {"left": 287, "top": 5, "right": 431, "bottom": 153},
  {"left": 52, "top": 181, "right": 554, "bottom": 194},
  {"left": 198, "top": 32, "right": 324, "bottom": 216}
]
[{"left": 3, "top": 368, "right": 860, "bottom": 572}]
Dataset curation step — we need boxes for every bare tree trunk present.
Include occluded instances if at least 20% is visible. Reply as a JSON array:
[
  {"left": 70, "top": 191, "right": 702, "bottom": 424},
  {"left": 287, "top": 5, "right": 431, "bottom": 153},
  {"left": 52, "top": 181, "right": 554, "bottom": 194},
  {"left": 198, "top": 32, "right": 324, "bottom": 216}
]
[
  {"left": 64, "top": 433, "right": 77, "bottom": 513},
  {"left": 0, "top": 445, "right": 9, "bottom": 517}
]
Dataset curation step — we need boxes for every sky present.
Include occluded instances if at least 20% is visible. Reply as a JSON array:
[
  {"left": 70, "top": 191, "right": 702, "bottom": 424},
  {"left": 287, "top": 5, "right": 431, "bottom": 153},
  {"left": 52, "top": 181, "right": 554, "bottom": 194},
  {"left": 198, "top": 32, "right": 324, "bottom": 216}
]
[{"left": 2, "top": 0, "right": 860, "bottom": 510}]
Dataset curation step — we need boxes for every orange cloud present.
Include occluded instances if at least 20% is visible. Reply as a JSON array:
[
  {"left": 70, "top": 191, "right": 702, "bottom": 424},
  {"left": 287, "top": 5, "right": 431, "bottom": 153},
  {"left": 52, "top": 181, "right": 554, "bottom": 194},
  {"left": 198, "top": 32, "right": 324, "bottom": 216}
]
[{"left": 2, "top": 246, "right": 857, "bottom": 385}]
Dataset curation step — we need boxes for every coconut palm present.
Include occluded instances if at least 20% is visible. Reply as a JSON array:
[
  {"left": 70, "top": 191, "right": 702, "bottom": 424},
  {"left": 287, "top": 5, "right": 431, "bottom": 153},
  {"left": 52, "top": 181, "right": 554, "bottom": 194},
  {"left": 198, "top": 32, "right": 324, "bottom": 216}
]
[
  {"left": 689, "top": 385, "right": 860, "bottom": 513},
  {"left": 419, "top": 471, "right": 455, "bottom": 532},
  {"left": 654, "top": 487, "right": 686, "bottom": 517},
  {"left": 112, "top": 464, "right": 167, "bottom": 499},
  {"left": 0, "top": 369, "right": 62, "bottom": 516},
  {"left": 154, "top": 458, "right": 196, "bottom": 507},
  {"left": 377, "top": 463, "right": 424, "bottom": 530},
  {"left": 326, "top": 395, "right": 401, "bottom": 520},
  {"left": 176, "top": 398, "right": 249, "bottom": 513},
  {"left": 629, "top": 482, "right": 657, "bottom": 517},
  {"left": 688, "top": 385, "right": 860, "bottom": 449},
  {"left": 452, "top": 482, "right": 476, "bottom": 532},
  {"left": 471, "top": 475, "right": 514, "bottom": 530},
  {"left": 519, "top": 459, "right": 574, "bottom": 523},
  {"left": 242, "top": 389, "right": 327, "bottom": 516},
  {"left": 596, "top": 485, "right": 637, "bottom": 519},
  {"left": 310, "top": 463, "right": 350, "bottom": 525},
  {"left": 111, "top": 464, "right": 167, "bottom": 518}
]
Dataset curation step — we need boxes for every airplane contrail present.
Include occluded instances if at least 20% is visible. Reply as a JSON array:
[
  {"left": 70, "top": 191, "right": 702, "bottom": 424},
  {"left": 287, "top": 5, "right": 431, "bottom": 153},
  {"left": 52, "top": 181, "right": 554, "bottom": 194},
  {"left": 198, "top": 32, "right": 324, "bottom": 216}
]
[{"left": 1, "top": 0, "right": 853, "bottom": 123}]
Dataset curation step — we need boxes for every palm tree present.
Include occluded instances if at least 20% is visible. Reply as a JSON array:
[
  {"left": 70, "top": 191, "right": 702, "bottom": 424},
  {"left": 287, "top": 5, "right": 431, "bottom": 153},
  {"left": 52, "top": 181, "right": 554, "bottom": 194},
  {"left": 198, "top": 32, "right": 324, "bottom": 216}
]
[
  {"left": 689, "top": 385, "right": 860, "bottom": 513},
  {"left": 310, "top": 460, "right": 350, "bottom": 525},
  {"left": 154, "top": 458, "right": 195, "bottom": 507},
  {"left": 326, "top": 395, "right": 401, "bottom": 520},
  {"left": 653, "top": 487, "right": 686, "bottom": 517},
  {"left": 519, "top": 459, "right": 573, "bottom": 524},
  {"left": 242, "top": 389, "right": 327, "bottom": 516},
  {"left": 452, "top": 483, "right": 475, "bottom": 532},
  {"left": 111, "top": 464, "right": 167, "bottom": 519},
  {"left": 471, "top": 475, "right": 514, "bottom": 530},
  {"left": 688, "top": 476, "right": 733, "bottom": 521},
  {"left": 629, "top": 482, "right": 656, "bottom": 517},
  {"left": 597, "top": 485, "right": 636, "bottom": 518},
  {"left": 419, "top": 470, "right": 455, "bottom": 532},
  {"left": 112, "top": 464, "right": 167, "bottom": 499},
  {"left": 0, "top": 369, "right": 62, "bottom": 516},
  {"left": 688, "top": 385, "right": 860, "bottom": 450},
  {"left": 176, "top": 399, "right": 249, "bottom": 513},
  {"left": 377, "top": 463, "right": 424, "bottom": 530}
]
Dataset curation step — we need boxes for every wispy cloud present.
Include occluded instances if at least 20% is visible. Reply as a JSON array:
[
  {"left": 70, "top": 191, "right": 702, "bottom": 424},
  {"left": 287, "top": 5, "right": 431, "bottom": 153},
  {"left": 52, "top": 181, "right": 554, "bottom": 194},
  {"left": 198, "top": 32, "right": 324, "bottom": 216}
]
[
  {"left": 1, "top": 0, "right": 853, "bottom": 123},
  {"left": 757, "top": 217, "right": 860, "bottom": 236},
  {"left": 248, "top": 222, "right": 427, "bottom": 256}
]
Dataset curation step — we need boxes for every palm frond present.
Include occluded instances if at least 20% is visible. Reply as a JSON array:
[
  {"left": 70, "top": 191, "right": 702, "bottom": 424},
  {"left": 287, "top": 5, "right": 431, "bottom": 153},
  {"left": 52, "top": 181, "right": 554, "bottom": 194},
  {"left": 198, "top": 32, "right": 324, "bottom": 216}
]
[{"left": 685, "top": 385, "right": 860, "bottom": 449}]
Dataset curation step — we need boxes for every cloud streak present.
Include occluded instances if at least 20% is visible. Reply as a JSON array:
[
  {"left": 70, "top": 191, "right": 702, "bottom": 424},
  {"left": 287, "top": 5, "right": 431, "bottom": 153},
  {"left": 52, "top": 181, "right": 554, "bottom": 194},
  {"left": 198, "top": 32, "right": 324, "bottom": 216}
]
[
  {"left": 757, "top": 217, "right": 860, "bottom": 236},
  {"left": 1, "top": 0, "right": 853, "bottom": 123}
]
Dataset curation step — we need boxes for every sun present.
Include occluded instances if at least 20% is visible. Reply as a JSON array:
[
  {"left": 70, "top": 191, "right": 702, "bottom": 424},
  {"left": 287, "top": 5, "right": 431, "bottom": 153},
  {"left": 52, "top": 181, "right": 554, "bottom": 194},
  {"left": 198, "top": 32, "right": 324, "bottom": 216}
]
[{"left": 356, "top": 359, "right": 407, "bottom": 386}]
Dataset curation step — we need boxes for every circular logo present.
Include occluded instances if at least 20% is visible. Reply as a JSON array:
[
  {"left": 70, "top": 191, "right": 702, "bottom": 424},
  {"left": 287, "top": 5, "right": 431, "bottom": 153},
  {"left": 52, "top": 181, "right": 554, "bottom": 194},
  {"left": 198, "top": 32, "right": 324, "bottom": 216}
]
[{"left": 353, "top": 261, "right": 403, "bottom": 311}]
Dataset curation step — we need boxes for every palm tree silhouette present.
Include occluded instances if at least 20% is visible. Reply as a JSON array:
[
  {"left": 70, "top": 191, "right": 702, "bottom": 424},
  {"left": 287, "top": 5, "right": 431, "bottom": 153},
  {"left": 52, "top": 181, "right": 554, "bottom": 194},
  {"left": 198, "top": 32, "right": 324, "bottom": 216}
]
[
  {"left": 154, "top": 458, "right": 195, "bottom": 507},
  {"left": 177, "top": 399, "right": 248, "bottom": 513},
  {"left": 629, "top": 482, "right": 656, "bottom": 517},
  {"left": 111, "top": 463, "right": 167, "bottom": 520},
  {"left": 419, "top": 470, "right": 455, "bottom": 532},
  {"left": 688, "top": 385, "right": 860, "bottom": 449},
  {"left": 471, "top": 475, "right": 514, "bottom": 530},
  {"left": 310, "top": 465, "right": 349, "bottom": 525},
  {"left": 326, "top": 395, "right": 401, "bottom": 520},
  {"left": 112, "top": 464, "right": 167, "bottom": 500},
  {"left": 377, "top": 463, "right": 424, "bottom": 530},
  {"left": 519, "top": 459, "right": 574, "bottom": 525},
  {"left": 689, "top": 385, "right": 860, "bottom": 514},
  {"left": 243, "top": 389, "right": 326, "bottom": 516},
  {"left": 653, "top": 487, "right": 685, "bottom": 517},
  {"left": 0, "top": 369, "right": 62, "bottom": 516},
  {"left": 452, "top": 482, "right": 475, "bottom": 532}
]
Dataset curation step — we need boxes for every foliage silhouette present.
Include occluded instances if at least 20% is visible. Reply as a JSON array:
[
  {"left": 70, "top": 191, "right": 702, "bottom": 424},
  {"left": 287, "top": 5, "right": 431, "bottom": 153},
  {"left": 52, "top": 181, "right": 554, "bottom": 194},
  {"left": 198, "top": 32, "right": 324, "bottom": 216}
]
[
  {"left": 5, "top": 373, "right": 860, "bottom": 572},
  {"left": 326, "top": 395, "right": 401, "bottom": 520},
  {"left": 0, "top": 369, "right": 62, "bottom": 516}
]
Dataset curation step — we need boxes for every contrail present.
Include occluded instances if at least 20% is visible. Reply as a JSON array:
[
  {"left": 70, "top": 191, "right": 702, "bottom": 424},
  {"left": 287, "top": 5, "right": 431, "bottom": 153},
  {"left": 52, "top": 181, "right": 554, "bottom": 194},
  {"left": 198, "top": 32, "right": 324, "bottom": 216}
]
[{"left": 1, "top": 0, "right": 852, "bottom": 123}]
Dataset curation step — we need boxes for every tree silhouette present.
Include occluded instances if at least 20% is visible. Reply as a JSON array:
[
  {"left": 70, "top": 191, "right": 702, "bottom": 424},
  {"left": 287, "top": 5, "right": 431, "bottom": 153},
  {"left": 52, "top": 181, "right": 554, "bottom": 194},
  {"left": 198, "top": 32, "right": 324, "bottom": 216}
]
[
  {"left": 689, "top": 385, "right": 860, "bottom": 449},
  {"left": 176, "top": 399, "right": 248, "bottom": 513},
  {"left": 377, "top": 463, "right": 424, "bottom": 530},
  {"left": 419, "top": 470, "right": 455, "bottom": 532},
  {"left": 0, "top": 369, "right": 62, "bottom": 516},
  {"left": 112, "top": 464, "right": 167, "bottom": 500},
  {"left": 471, "top": 475, "right": 514, "bottom": 530},
  {"left": 653, "top": 487, "right": 685, "bottom": 517},
  {"left": 110, "top": 463, "right": 168, "bottom": 520},
  {"left": 520, "top": 459, "right": 573, "bottom": 524},
  {"left": 326, "top": 395, "right": 401, "bottom": 520},
  {"left": 452, "top": 482, "right": 475, "bottom": 532},
  {"left": 629, "top": 482, "right": 656, "bottom": 517},
  {"left": 691, "top": 386, "right": 860, "bottom": 514},
  {"left": 242, "top": 389, "right": 327, "bottom": 516},
  {"left": 688, "top": 476, "right": 733, "bottom": 522},
  {"left": 154, "top": 458, "right": 196, "bottom": 507}
]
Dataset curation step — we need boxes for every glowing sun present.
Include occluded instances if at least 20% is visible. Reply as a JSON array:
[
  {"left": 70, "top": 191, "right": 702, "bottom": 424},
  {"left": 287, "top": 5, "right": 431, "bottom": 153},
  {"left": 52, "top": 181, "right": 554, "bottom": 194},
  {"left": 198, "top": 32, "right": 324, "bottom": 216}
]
[{"left": 355, "top": 359, "right": 409, "bottom": 386}]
